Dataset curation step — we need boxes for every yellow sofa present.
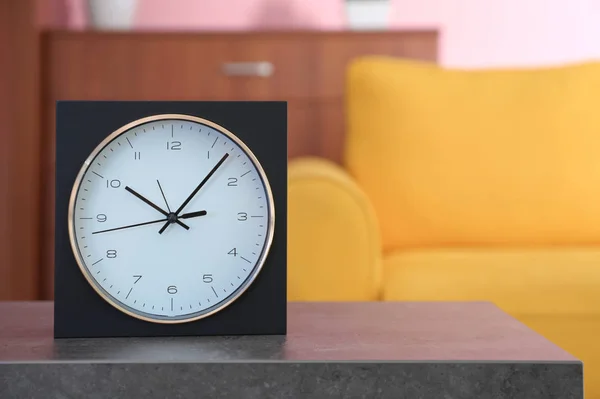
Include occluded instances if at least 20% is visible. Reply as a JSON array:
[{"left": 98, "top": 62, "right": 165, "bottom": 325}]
[{"left": 288, "top": 57, "right": 600, "bottom": 397}]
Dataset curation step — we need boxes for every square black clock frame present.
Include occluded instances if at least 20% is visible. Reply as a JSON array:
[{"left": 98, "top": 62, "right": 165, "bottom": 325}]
[{"left": 54, "top": 101, "right": 287, "bottom": 339}]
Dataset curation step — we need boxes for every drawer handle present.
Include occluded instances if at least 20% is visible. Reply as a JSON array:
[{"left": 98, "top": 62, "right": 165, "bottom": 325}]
[{"left": 222, "top": 62, "right": 274, "bottom": 77}]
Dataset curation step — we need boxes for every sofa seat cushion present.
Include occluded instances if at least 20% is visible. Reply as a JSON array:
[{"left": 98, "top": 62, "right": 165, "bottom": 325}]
[{"left": 382, "top": 248, "right": 600, "bottom": 315}]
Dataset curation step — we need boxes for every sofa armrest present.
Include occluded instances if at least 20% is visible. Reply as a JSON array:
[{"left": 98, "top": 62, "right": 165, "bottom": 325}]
[{"left": 288, "top": 157, "right": 382, "bottom": 301}]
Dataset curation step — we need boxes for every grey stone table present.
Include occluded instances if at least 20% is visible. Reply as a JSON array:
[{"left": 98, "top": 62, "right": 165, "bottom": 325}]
[{"left": 0, "top": 301, "right": 582, "bottom": 398}]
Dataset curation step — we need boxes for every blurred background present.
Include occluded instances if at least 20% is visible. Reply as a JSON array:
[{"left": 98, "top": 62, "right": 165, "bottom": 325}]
[
  {"left": 3, "top": 0, "right": 599, "bottom": 301},
  {"left": 3, "top": 0, "right": 600, "bottom": 396}
]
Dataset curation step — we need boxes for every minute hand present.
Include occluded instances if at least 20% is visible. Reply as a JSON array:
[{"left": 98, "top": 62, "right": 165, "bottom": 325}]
[{"left": 159, "top": 153, "right": 229, "bottom": 234}]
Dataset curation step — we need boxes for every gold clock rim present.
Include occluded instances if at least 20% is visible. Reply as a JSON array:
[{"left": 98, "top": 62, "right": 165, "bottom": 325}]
[{"left": 67, "top": 113, "right": 276, "bottom": 324}]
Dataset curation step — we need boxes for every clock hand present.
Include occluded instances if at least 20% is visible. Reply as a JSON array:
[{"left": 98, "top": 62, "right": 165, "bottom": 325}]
[
  {"left": 180, "top": 210, "right": 208, "bottom": 219},
  {"left": 156, "top": 179, "right": 171, "bottom": 212},
  {"left": 125, "top": 186, "right": 190, "bottom": 230},
  {"left": 92, "top": 218, "right": 167, "bottom": 235},
  {"left": 92, "top": 210, "right": 208, "bottom": 235},
  {"left": 159, "top": 153, "right": 229, "bottom": 234}
]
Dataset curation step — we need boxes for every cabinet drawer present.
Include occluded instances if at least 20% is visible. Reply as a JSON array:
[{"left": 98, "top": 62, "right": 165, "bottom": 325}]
[{"left": 47, "top": 34, "right": 316, "bottom": 101}]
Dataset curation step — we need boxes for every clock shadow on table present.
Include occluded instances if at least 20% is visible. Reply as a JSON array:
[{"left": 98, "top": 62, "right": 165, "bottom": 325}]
[{"left": 51, "top": 335, "right": 288, "bottom": 362}]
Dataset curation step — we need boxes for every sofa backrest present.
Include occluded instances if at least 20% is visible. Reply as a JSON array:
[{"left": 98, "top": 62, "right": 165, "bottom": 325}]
[{"left": 345, "top": 57, "right": 600, "bottom": 252}]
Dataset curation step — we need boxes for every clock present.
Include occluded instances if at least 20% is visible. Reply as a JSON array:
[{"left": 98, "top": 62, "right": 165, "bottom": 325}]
[{"left": 54, "top": 101, "right": 287, "bottom": 338}]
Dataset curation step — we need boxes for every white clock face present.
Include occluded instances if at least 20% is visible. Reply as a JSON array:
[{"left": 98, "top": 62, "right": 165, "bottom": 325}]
[{"left": 69, "top": 115, "right": 274, "bottom": 323}]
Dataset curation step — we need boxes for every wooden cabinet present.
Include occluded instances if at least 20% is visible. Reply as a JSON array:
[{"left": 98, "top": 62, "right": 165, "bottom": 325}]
[
  {"left": 39, "top": 30, "right": 438, "bottom": 298},
  {"left": 0, "top": 0, "right": 41, "bottom": 300}
]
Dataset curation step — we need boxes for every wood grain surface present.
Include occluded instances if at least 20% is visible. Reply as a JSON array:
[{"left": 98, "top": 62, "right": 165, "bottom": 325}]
[{"left": 0, "top": 0, "right": 41, "bottom": 300}]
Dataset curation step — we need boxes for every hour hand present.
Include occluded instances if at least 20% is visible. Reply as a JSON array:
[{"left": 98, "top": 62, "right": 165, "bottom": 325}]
[
  {"left": 180, "top": 210, "right": 208, "bottom": 219},
  {"left": 125, "top": 186, "right": 190, "bottom": 230}
]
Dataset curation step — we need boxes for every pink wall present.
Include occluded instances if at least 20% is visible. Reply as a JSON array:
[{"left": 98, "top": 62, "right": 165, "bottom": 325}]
[
  {"left": 391, "top": 0, "right": 600, "bottom": 68},
  {"left": 39, "top": 0, "right": 600, "bottom": 68},
  {"left": 42, "top": 0, "right": 345, "bottom": 31}
]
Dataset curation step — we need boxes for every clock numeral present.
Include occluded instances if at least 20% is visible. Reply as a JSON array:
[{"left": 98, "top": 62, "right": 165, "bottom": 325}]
[
  {"left": 203, "top": 274, "right": 213, "bottom": 283},
  {"left": 166, "top": 141, "right": 181, "bottom": 151},
  {"left": 106, "top": 179, "right": 121, "bottom": 189},
  {"left": 134, "top": 151, "right": 141, "bottom": 160},
  {"left": 167, "top": 285, "right": 178, "bottom": 294},
  {"left": 96, "top": 214, "right": 107, "bottom": 223},
  {"left": 106, "top": 250, "right": 117, "bottom": 258},
  {"left": 228, "top": 178, "right": 238, "bottom": 187},
  {"left": 237, "top": 212, "right": 247, "bottom": 221},
  {"left": 133, "top": 275, "right": 142, "bottom": 284},
  {"left": 228, "top": 248, "right": 237, "bottom": 257}
]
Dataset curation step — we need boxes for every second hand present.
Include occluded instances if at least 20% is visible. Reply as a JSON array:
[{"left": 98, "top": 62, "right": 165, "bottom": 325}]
[
  {"left": 92, "top": 210, "right": 208, "bottom": 235},
  {"left": 92, "top": 218, "right": 167, "bottom": 235}
]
